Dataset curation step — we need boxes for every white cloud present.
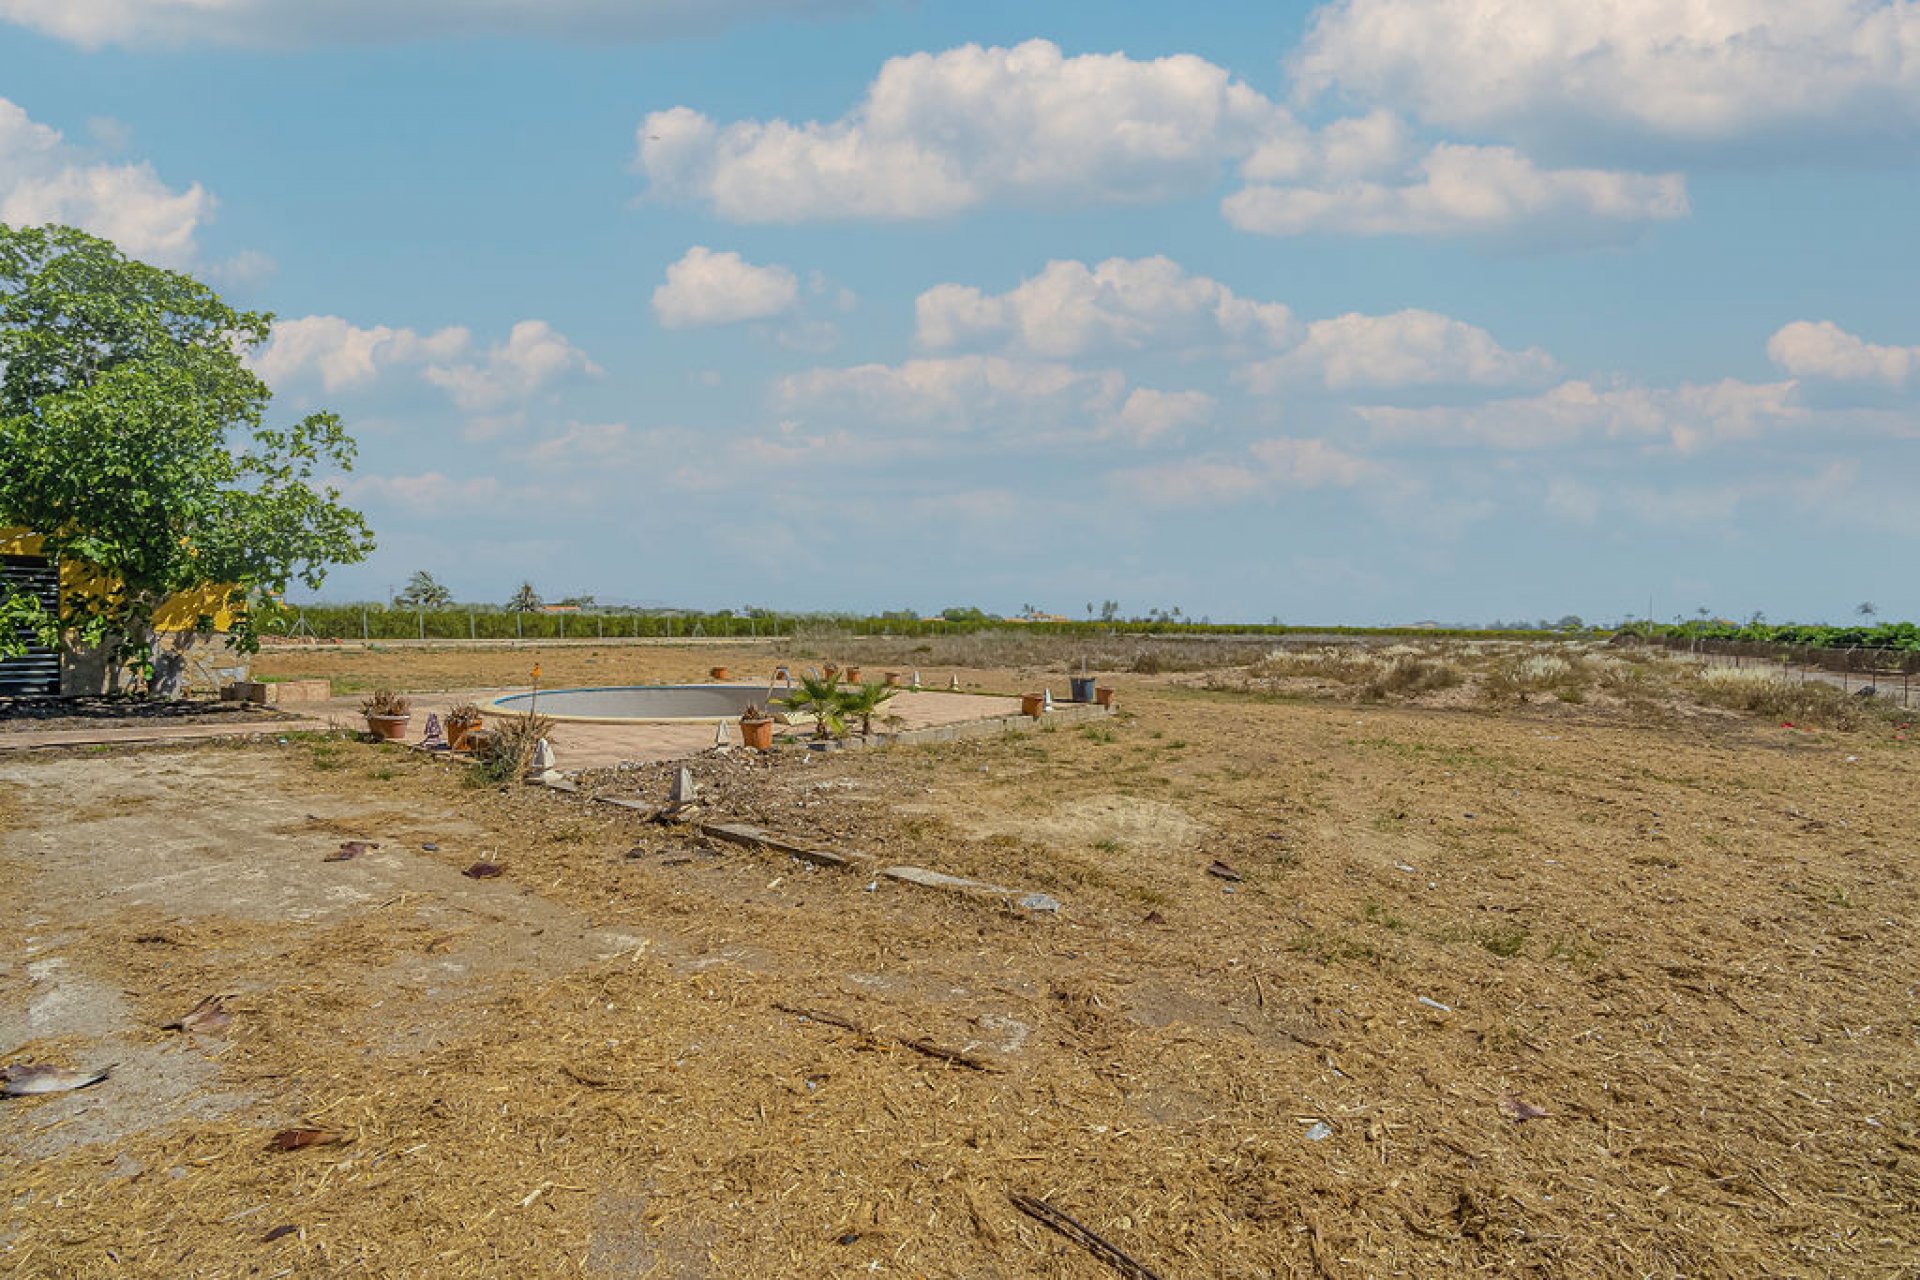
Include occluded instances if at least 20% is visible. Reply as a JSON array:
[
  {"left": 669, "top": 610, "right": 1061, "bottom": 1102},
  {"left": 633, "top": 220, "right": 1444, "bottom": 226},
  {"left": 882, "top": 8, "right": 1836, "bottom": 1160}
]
[
  {"left": 652, "top": 246, "right": 800, "bottom": 328},
  {"left": 0, "top": 0, "right": 862, "bottom": 49},
  {"left": 252, "top": 315, "right": 598, "bottom": 412},
  {"left": 522, "top": 421, "right": 631, "bottom": 466},
  {"left": 1112, "top": 435, "right": 1377, "bottom": 507},
  {"left": 338, "top": 470, "right": 506, "bottom": 515},
  {"left": 1354, "top": 378, "right": 1802, "bottom": 452},
  {"left": 1248, "top": 436, "right": 1381, "bottom": 486},
  {"left": 777, "top": 355, "right": 1125, "bottom": 432},
  {"left": 1767, "top": 320, "right": 1919, "bottom": 386},
  {"left": 1225, "top": 142, "right": 1687, "bottom": 240},
  {"left": 1113, "top": 459, "right": 1265, "bottom": 507},
  {"left": 637, "top": 39, "right": 1284, "bottom": 221},
  {"left": 249, "top": 315, "right": 471, "bottom": 392},
  {"left": 422, "top": 320, "right": 602, "bottom": 411},
  {"left": 0, "top": 96, "right": 213, "bottom": 264},
  {"left": 915, "top": 256, "right": 1296, "bottom": 358},
  {"left": 1109, "top": 388, "right": 1214, "bottom": 444},
  {"left": 1293, "top": 0, "right": 1920, "bottom": 150},
  {"left": 1240, "top": 309, "right": 1559, "bottom": 391}
]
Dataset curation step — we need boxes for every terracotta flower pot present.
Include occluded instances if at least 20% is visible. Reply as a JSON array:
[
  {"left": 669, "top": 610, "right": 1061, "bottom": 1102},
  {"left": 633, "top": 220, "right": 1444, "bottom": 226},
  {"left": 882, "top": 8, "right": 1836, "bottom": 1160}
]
[
  {"left": 844, "top": 667, "right": 862, "bottom": 683},
  {"left": 366, "top": 713, "right": 411, "bottom": 741},
  {"left": 710, "top": 666, "right": 730, "bottom": 681},
  {"left": 446, "top": 716, "right": 482, "bottom": 752},
  {"left": 884, "top": 672, "right": 901, "bottom": 686},
  {"left": 1094, "top": 686, "right": 1115, "bottom": 708},
  {"left": 740, "top": 717, "right": 775, "bottom": 751},
  {"left": 1020, "top": 692, "right": 1045, "bottom": 718}
]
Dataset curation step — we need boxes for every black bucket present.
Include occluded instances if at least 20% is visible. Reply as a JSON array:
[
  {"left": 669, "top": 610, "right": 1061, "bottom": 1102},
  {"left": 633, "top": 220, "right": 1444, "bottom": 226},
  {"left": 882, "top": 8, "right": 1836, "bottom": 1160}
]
[{"left": 1069, "top": 676, "right": 1097, "bottom": 703}]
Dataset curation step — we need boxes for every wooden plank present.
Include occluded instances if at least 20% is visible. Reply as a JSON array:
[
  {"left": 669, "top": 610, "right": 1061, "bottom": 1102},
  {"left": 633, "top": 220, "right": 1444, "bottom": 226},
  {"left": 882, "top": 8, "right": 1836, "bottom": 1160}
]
[{"left": 700, "top": 822, "right": 872, "bottom": 870}]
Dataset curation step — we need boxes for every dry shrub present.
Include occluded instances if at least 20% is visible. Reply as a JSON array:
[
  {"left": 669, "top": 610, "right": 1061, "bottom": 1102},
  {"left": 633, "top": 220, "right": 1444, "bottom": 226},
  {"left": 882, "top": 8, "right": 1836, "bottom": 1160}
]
[
  {"left": 1480, "top": 647, "right": 1597, "bottom": 704},
  {"left": 1249, "top": 647, "right": 1384, "bottom": 685},
  {"left": 1692, "top": 668, "right": 1884, "bottom": 730},
  {"left": 472, "top": 710, "right": 555, "bottom": 782},
  {"left": 1361, "top": 656, "right": 1464, "bottom": 700}
]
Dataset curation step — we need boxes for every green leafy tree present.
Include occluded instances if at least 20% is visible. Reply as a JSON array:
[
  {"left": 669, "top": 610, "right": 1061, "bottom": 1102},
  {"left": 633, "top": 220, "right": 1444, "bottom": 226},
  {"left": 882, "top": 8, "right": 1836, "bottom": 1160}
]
[
  {"left": 394, "top": 570, "right": 452, "bottom": 610},
  {"left": 507, "top": 582, "right": 542, "bottom": 612},
  {"left": 0, "top": 224, "right": 374, "bottom": 691}
]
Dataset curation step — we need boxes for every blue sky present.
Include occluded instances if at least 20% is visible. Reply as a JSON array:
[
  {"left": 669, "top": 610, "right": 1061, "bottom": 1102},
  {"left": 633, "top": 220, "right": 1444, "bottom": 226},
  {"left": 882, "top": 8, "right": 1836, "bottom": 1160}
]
[{"left": 2, "top": 0, "right": 1915, "bottom": 624}]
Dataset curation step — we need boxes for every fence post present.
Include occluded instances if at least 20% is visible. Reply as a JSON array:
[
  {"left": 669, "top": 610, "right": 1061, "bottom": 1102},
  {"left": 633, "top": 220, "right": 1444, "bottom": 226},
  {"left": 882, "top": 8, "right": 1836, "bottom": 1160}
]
[
  {"left": 598, "top": 615, "right": 604, "bottom": 639},
  {"left": 361, "top": 608, "right": 368, "bottom": 641},
  {"left": 417, "top": 608, "right": 424, "bottom": 641},
  {"left": 469, "top": 610, "right": 476, "bottom": 641},
  {"left": 516, "top": 611, "right": 522, "bottom": 642}
]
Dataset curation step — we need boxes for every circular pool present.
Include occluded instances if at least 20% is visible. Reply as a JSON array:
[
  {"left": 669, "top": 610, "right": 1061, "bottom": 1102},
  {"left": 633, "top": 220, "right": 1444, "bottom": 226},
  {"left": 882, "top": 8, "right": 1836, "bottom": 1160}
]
[{"left": 487, "top": 683, "right": 786, "bottom": 723}]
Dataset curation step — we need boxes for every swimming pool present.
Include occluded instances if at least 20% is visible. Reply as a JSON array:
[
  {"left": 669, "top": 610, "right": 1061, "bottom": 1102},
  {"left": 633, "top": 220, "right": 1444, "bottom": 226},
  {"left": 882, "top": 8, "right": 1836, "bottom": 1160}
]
[{"left": 486, "top": 683, "right": 787, "bottom": 723}]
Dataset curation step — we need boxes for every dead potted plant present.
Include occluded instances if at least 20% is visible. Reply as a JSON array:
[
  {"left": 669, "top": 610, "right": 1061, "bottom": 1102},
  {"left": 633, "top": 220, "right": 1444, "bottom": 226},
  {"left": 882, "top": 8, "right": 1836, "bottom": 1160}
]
[
  {"left": 361, "top": 689, "right": 413, "bottom": 741},
  {"left": 739, "top": 701, "right": 775, "bottom": 751},
  {"left": 445, "top": 702, "right": 484, "bottom": 752}
]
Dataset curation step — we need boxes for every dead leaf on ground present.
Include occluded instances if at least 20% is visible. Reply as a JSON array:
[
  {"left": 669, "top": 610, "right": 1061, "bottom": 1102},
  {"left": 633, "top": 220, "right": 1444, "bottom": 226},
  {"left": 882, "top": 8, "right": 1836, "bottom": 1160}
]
[
  {"left": 324, "top": 840, "right": 378, "bottom": 862},
  {"left": 163, "top": 994, "right": 233, "bottom": 1035},
  {"left": 463, "top": 861, "right": 503, "bottom": 879},
  {"left": 1497, "top": 1094, "right": 1551, "bottom": 1123},
  {"left": 2, "top": 1063, "right": 112, "bottom": 1097},
  {"left": 268, "top": 1128, "right": 346, "bottom": 1151},
  {"left": 1206, "top": 860, "right": 1243, "bottom": 882}
]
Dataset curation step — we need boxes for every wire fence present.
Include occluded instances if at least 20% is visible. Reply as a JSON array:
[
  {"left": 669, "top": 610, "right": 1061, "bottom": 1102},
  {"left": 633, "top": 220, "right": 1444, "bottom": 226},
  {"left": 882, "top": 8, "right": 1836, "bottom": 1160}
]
[{"left": 1630, "top": 633, "right": 1920, "bottom": 707}]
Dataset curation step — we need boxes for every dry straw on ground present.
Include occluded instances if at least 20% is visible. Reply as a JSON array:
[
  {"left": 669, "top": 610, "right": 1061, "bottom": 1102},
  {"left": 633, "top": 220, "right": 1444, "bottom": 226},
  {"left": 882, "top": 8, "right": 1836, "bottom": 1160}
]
[{"left": 2, "top": 639, "right": 1915, "bottom": 1276}]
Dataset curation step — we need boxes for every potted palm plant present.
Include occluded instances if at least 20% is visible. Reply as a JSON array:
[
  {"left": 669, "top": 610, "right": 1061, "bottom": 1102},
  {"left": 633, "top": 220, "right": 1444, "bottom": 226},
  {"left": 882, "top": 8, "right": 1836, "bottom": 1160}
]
[
  {"left": 782, "top": 671, "right": 848, "bottom": 740},
  {"left": 445, "top": 702, "right": 484, "bottom": 752},
  {"left": 739, "top": 701, "right": 775, "bottom": 751},
  {"left": 361, "top": 689, "right": 413, "bottom": 741},
  {"left": 840, "top": 681, "right": 900, "bottom": 738}
]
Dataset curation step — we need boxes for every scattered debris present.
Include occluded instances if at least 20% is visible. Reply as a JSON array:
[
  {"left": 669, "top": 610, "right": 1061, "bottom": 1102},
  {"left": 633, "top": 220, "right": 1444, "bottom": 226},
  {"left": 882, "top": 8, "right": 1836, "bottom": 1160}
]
[
  {"left": 324, "top": 840, "right": 377, "bottom": 862},
  {"left": 1497, "top": 1095, "right": 1551, "bottom": 1123},
  {"left": 881, "top": 865, "right": 1061, "bottom": 914},
  {"left": 262, "top": 1224, "right": 300, "bottom": 1244},
  {"left": 1206, "top": 860, "right": 1242, "bottom": 883},
  {"left": 1009, "top": 1192, "right": 1164, "bottom": 1280},
  {"left": 774, "top": 1004, "right": 1002, "bottom": 1073},
  {"left": 1417, "top": 996, "right": 1453, "bottom": 1013},
  {"left": 268, "top": 1128, "right": 346, "bottom": 1152},
  {"left": 1304, "top": 1121, "right": 1334, "bottom": 1142},
  {"left": 463, "top": 861, "right": 503, "bottom": 879},
  {"left": 421, "top": 842, "right": 439, "bottom": 852},
  {"left": 162, "top": 994, "right": 233, "bottom": 1035},
  {"left": 1143, "top": 910, "right": 1166, "bottom": 925},
  {"left": 2, "top": 1062, "right": 112, "bottom": 1097}
]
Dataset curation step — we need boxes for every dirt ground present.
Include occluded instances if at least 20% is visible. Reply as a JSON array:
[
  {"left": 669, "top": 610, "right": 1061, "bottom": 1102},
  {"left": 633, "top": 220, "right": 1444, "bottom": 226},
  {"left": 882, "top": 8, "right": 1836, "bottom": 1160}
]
[{"left": 2, "top": 641, "right": 1916, "bottom": 1277}]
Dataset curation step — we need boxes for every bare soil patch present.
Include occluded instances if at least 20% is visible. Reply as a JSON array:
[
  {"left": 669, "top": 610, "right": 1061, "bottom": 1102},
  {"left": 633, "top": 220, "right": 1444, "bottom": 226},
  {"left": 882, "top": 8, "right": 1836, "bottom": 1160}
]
[
  {"left": 2, "top": 642, "right": 1915, "bottom": 1277},
  {"left": 0, "top": 697, "right": 290, "bottom": 736}
]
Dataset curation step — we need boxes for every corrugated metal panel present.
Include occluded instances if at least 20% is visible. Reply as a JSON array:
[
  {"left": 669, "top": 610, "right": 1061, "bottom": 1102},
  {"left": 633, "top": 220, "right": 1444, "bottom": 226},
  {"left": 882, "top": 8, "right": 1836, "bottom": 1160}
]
[{"left": 1, "top": 553, "right": 61, "bottom": 697}]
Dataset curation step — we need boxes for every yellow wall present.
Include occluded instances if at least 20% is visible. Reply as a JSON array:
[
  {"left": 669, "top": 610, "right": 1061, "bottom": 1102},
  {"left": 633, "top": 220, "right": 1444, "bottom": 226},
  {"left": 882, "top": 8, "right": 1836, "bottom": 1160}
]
[{"left": 0, "top": 527, "right": 240, "bottom": 633}]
